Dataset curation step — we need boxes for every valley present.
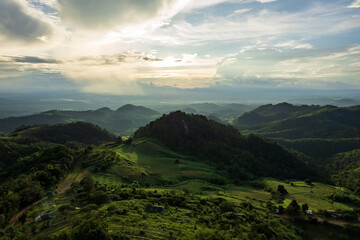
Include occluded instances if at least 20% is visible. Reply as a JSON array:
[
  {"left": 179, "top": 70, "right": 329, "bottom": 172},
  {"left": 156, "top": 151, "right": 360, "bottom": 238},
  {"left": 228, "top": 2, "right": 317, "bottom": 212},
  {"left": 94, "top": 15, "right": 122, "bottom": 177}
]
[{"left": 0, "top": 103, "right": 359, "bottom": 240}]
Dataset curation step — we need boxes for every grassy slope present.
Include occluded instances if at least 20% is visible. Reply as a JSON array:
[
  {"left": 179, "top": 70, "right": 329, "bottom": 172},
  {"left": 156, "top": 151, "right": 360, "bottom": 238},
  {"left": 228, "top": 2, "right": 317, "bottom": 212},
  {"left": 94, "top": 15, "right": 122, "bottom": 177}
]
[{"left": 10, "top": 138, "right": 360, "bottom": 240}]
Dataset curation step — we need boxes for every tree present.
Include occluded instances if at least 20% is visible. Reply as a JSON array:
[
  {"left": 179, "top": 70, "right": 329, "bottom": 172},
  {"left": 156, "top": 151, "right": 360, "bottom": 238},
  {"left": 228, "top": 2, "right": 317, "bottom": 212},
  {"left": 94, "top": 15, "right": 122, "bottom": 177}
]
[
  {"left": 301, "top": 203, "right": 309, "bottom": 212},
  {"left": 277, "top": 185, "right": 288, "bottom": 195},
  {"left": 71, "top": 217, "right": 111, "bottom": 240},
  {"left": 285, "top": 200, "right": 300, "bottom": 215},
  {"left": 80, "top": 174, "right": 95, "bottom": 194},
  {"left": 304, "top": 179, "right": 312, "bottom": 186}
]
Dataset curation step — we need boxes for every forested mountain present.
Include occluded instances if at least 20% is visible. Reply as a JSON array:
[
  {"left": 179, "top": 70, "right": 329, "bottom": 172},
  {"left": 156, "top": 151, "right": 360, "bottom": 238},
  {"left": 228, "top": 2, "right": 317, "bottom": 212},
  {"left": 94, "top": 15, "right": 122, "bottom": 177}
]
[
  {"left": 326, "top": 149, "right": 360, "bottom": 194},
  {"left": 233, "top": 103, "right": 360, "bottom": 160},
  {"left": 135, "top": 111, "right": 318, "bottom": 180},
  {"left": 235, "top": 103, "right": 360, "bottom": 139},
  {"left": 0, "top": 104, "right": 159, "bottom": 135},
  {"left": 9, "top": 122, "right": 116, "bottom": 144},
  {"left": 153, "top": 103, "right": 256, "bottom": 118},
  {"left": 233, "top": 102, "right": 322, "bottom": 130},
  {"left": 0, "top": 116, "right": 359, "bottom": 240}
]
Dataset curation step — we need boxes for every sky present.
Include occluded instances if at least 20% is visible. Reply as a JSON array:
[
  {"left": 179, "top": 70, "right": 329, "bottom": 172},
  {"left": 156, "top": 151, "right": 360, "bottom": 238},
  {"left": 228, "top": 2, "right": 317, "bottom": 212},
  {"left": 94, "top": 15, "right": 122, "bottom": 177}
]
[{"left": 0, "top": 0, "right": 360, "bottom": 96}]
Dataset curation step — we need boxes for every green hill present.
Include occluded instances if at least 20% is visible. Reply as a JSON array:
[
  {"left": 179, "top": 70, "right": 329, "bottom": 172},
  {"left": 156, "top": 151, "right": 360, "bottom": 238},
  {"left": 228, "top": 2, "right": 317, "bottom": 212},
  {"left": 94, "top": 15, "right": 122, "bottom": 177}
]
[
  {"left": 10, "top": 122, "right": 116, "bottom": 144},
  {"left": 326, "top": 149, "right": 360, "bottom": 194},
  {"left": 1, "top": 122, "right": 360, "bottom": 240},
  {"left": 233, "top": 104, "right": 360, "bottom": 160},
  {"left": 0, "top": 104, "right": 159, "bottom": 135},
  {"left": 134, "top": 111, "right": 318, "bottom": 180},
  {"left": 234, "top": 102, "right": 322, "bottom": 130}
]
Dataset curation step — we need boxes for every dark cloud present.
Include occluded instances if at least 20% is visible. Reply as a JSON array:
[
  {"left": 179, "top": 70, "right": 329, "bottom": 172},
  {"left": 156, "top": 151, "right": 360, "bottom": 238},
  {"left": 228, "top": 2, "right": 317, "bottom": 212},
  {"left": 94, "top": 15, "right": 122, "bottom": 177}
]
[
  {"left": 0, "top": 0, "right": 53, "bottom": 43},
  {"left": 8, "top": 56, "right": 62, "bottom": 64},
  {"left": 142, "top": 56, "right": 163, "bottom": 62},
  {"left": 77, "top": 53, "right": 163, "bottom": 64}
]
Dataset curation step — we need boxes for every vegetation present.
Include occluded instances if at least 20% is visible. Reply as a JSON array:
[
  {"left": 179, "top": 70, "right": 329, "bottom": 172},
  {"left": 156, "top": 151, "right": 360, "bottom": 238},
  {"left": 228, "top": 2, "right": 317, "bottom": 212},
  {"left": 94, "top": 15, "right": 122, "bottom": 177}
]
[
  {"left": 0, "top": 104, "right": 159, "bottom": 135},
  {"left": 135, "top": 111, "right": 319, "bottom": 181},
  {"left": 0, "top": 110, "right": 360, "bottom": 240}
]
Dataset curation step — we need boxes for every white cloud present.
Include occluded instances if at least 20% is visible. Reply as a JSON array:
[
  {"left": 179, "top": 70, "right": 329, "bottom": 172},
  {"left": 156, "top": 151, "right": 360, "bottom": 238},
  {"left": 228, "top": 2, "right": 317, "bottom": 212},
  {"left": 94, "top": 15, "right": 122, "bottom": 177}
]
[
  {"left": 217, "top": 46, "right": 360, "bottom": 88},
  {"left": 275, "top": 40, "right": 313, "bottom": 49},
  {"left": 347, "top": 0, "right": 360, "bottom": 8},
  {"left": 255, "top": 0, "right": 277, "bottom": 3}
]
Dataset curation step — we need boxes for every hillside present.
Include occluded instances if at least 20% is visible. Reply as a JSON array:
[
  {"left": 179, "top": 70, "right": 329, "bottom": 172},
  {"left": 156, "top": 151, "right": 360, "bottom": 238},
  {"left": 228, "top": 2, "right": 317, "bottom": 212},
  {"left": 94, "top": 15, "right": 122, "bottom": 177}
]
[
  {"left": 10, "top": 122, "right": 116, "bottom": 144},
  {"left": 234, "top": 102, "right": 322, "bottom": 130},
  {"left": 1, "top": 122, "right": 360, "bottom": 239},
  {"left": 257, "top": 105, "right": 360, "bottom": 139},
  {"left": 0, "top": 104, "right": 159, "bottom": 135},
  {"left": 326, "top": 149, "right": 360, "bottom": 194},
  {"left": 233, "top": 104, "right": 360, "bottom": 161},
  {"left": 134, "top": 111, "right": 318, "bottom": 180}
]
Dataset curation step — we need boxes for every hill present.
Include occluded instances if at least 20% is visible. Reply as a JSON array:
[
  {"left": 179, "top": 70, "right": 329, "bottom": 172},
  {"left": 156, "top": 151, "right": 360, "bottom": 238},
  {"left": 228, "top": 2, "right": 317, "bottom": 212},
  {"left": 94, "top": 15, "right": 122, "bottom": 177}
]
[
  {"left": 233, "top": 103, "right": 360, "bottom": 160},
  {"left": 134, "top": 111, "right": 318, "bottom": 180},
  {"left": 326, "top": 149, "right": 360, "bottom": 194},
  {"left": 152, "top": 103, "right": 257, "bottom": 121},
  {"left": 234, "top": 102, "right": 323, "bottom": 130},
  {"left": 0, "top": 104, "right": 159, "bottom": 135},
  {"left": 257, "top": 105, "right": 360, "bottom": 139},
  {"left": 9, "top": 122, "right": 116, "bottom": 144},
  {"left": 234, "top": 103, "right": 360, "bottom": 139},
  {"left": 1, "top": 121, "right": 360, "bottom": 239}
]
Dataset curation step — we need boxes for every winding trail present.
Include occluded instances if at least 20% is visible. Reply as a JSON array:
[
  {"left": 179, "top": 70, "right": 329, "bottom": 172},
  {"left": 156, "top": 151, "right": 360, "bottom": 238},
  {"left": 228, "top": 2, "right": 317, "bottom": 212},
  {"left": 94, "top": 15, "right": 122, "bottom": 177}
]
[{"left": 8, "top": 198, "right": 46, "bottom": 227}]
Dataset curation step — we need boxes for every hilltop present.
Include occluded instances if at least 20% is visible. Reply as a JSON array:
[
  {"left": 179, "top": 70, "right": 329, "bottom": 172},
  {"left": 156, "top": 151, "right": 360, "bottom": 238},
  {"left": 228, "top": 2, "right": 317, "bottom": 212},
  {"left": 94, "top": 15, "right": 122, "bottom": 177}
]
[
  {"left": 135, "top": 111, "right": 318, "bottom": 180},
  {"left": 233, "top": 102, "right": 323, "bottom": 131},
  {"left": 0, "top": 114, "right": 359, "bottom": 240}
]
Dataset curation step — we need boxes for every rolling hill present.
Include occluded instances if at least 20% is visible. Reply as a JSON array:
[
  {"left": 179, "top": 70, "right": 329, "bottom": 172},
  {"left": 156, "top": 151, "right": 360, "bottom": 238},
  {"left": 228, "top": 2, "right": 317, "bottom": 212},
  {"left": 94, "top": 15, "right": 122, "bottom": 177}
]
[
  {"left": 1, "top": 116, "right": 360, "bottom": 240},
  {"left": 135, "top": 111, "right": 318, "bottom": 180},
  {"left": 234, "top": 103, "right": 360, "bottom": 160},
  {"left": 0, "top": 104, "right": 159, "bottom": 135},
  {"left": 10, "top": 122, "right": 116, "bottom": 144}
]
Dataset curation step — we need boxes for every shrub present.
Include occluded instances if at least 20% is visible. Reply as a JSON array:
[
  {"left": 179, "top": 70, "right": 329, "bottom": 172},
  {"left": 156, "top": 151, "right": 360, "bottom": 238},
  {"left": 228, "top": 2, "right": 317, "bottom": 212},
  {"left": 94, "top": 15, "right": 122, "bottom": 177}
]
[{"left": 71, "top": 217, "right": 111, "bottom": 240}]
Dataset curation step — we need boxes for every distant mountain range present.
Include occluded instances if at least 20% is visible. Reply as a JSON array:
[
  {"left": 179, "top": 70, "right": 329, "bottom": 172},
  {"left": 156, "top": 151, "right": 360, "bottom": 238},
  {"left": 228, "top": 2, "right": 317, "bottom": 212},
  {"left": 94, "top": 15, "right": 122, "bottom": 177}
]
[
  {"left": 10, "top": 122, "right": 115, "bottom": 145},
  {"left": 0, "top": 104, "right": 159, "bottom": 135},
  {"left": 0, "top": 103, "right": 257, "bottom": 136},
  {"left": 234, "top": 103, "right": 360, "bottom": 139},
  {"left": 234, "top": 103, "right": 360, "bottom": 160}
]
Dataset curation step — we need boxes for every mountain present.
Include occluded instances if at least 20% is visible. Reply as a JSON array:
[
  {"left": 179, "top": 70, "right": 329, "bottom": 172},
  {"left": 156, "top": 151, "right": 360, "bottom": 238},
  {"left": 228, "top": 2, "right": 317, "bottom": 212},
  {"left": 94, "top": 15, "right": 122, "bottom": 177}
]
[
  {"left": 256, "top": 105, "right": 360, "bottom": 139},
  {"left": 234, "top": 102, "right": 322, "bottom": 130},
  {"left": 326, "top": 149, "right": 360, "bottom": 194},
  {"left": 1, "top": 111, "right": 359, "bottom": 240},
  {"left": 152, "top": 103, "right": 257, "bottom": 119},
  {"left": 134, "top": 111, "right": 318, "bottom": 180},
  {"left": 9, "top": 122, "right": 115, "bottom": 144},
  {"left": 233, "top": 103, "right": 360, "bottom": 160},
  {"left": 0, "top": 104, "right": 159, "bottom": 135}
]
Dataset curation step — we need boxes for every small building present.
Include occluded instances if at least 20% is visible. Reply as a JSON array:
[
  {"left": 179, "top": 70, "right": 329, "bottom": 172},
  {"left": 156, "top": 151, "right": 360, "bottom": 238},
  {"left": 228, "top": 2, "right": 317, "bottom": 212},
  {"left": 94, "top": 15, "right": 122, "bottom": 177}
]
[
  {"left": 153, "top": 205, "right": 164, "bottom": 212},
  {"left": 306, "top": 210, "right": 313, "bottom": 215},
  {"left": 327, "top": 210, "right": 341, "bottom": 219},
  {"left": 36, "top": 212, "right": 55, "bottom": 221}
]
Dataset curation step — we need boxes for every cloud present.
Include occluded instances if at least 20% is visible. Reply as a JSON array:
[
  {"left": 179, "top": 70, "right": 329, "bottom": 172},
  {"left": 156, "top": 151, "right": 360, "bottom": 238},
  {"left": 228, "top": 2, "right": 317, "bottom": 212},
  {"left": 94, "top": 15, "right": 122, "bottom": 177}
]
[
  {"left": 347, "top": 0, "right": 360, "bottom": 8},
  {"left": 4, "top": 56, "right": 62, "bottom": 64},
  {"left": 274, "top": 40, "right": 313, "bottom": 49},
  {"left": 0, "top": 0, "right": 53, "bottom": 44},
  {"left": 217, "top": 46, "right": 360, "bottom": 88},
  {"left": 57, "top": 0, "right": 186, "bottom": 30}
]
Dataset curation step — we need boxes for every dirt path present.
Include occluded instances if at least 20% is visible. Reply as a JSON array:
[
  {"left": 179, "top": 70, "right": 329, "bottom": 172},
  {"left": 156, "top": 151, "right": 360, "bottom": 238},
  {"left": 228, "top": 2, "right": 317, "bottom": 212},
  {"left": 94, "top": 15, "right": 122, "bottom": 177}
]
[
  {"left": 8, "top": 198, "right": 46, "bottom": 227},
  {"left": 57, "top": 173, "right": 84, "bottom": 194}
]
